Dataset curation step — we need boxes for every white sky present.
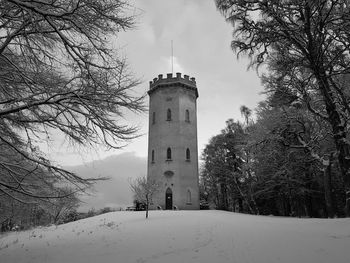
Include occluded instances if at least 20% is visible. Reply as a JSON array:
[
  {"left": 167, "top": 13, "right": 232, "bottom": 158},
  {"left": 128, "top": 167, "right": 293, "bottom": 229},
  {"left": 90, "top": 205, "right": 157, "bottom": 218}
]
[{"left": 49, "top": 0, "right": 264, "bottom": 166}]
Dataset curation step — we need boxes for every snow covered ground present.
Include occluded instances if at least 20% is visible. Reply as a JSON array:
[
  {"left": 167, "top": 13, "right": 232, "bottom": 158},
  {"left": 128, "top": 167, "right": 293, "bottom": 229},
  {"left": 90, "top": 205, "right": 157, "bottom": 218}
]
[{"left": 0, "top": 210, "right": 349, "bottom": 263}]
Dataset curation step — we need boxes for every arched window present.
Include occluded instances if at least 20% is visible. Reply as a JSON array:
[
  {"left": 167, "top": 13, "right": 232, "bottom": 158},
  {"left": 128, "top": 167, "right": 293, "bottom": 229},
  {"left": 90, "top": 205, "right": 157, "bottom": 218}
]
[
  {"left": 151, "top": 150, "right": 155, "bottom": 163},
  {"left": 152, "top": 112, "right": 156, "bottom": 124},
  {"left": 185, "top": 109, "right": 190, "bottom": 122},
  {"left": 187, "top": 189, "right": 192, "bottom": 204},
  {"left": 186, "top": 148, "right": 190, "bottom": 161},
  {"left": 167, "top": 147, "right": 172, "bottom": 160},
  {"left": 167, "top": 109, "right": 172, "bottom": 121}
]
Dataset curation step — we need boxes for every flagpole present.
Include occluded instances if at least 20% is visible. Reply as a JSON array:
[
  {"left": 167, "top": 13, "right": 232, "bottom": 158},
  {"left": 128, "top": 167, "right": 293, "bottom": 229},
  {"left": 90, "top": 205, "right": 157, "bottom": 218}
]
[{"left": 171, "top": 40, "right": 174, "bottom": 75}]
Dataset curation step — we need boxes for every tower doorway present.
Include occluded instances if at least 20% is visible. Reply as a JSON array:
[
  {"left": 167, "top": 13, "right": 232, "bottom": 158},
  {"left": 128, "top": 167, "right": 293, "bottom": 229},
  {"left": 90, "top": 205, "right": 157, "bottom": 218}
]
[{"left": 165, "top": 188, "right": 173, "bottom": 210}]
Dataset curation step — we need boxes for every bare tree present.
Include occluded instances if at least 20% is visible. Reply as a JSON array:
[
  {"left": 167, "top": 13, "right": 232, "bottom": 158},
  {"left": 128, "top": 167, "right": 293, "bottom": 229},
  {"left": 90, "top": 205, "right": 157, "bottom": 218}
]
[
  {"left": 129, "top": 176, "right": 159, "bottom": 219},
  {"left": 0, "top": 0, "right": 144, "bottom": 202},
  {"left": 41, "top": 187, "right": 80, "bottom": 224}
]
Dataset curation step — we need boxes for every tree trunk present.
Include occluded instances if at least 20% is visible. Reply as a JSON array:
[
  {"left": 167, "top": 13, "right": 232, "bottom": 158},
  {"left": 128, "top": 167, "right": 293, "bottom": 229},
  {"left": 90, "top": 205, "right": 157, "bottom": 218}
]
[
  {"left": 323, "top": 155, "right": 335, "bottom": 218},
  {"left": 146, "top": 196, "right": 149, "bottom": 219},
  {"left": 238, "top": 198, "right": 243, "bottom": 212},
  {"left": 288, "top": 189, "right": 295, "bottom": 216},
  {"left": 314, "top": 70, "right": 350, "bottom": 216},
  {"left": 246, "top": 170, "right": 260, "bottom": 215},
  {"left": 305, "top": 195, "right": 314, "bottom": 218},
  {"left": 219, "top": 182, "right": 229, "bottom": 210},
  {"left": 231, "top": 174, "right": 255, "bottom": 214},
  {"left": 282, "top": 194, "right": 291, "bottom": 216},
  {"left": 304, "top": 169, "right": 314, "bottom": 217},
  {"left": 249, "top": 188, "right": 259, "bottom": 215}
]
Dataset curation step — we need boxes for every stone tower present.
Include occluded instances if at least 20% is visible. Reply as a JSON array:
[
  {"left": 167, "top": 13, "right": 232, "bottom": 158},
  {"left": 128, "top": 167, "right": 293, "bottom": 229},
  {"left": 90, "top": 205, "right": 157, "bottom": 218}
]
[{"left": 147, "top": 72, "right": 199, "bottom": 210}]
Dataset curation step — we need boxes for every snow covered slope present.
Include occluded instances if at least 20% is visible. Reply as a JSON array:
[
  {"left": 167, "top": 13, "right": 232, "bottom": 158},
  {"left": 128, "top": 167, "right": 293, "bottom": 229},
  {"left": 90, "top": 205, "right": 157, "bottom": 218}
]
[{"left": 1, "top": 210, "right": 349, "bottom": 263}]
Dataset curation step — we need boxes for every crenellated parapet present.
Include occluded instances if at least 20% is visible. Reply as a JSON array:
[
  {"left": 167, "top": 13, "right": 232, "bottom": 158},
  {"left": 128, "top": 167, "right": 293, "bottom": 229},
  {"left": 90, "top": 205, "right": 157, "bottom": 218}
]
[{"left": 148, "top": 72, "right": 198, "bottom": 98}]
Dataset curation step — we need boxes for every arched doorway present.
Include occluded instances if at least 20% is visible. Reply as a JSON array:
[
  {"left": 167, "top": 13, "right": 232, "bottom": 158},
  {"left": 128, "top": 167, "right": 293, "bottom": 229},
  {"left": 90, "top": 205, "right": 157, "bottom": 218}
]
[{"left": 165, "top": 188, "right": 173, "bottom": 210}]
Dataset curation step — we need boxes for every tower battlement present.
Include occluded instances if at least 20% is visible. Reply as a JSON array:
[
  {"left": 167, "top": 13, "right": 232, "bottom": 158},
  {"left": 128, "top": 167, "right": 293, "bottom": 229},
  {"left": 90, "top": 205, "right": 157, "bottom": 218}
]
[{"left": 148, "top": 72, "right": 198, "bottom": 97}]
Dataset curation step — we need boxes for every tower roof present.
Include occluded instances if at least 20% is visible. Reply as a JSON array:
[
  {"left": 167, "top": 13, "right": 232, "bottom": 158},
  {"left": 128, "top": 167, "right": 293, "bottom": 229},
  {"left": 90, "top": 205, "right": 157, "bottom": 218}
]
[{"left": 148, "top": 72, "right": 198, "bottom": 98}]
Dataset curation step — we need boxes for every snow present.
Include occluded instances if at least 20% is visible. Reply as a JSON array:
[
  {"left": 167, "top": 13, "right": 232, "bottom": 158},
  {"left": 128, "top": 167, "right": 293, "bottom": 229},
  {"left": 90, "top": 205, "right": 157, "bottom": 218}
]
[{"left": 1, "top": 210, "right": 349, "bottom": 263}]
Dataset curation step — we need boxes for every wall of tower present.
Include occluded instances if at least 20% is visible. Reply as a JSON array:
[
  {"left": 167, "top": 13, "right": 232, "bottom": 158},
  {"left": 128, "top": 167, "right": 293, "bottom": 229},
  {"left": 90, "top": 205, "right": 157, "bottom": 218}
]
[{"left": 147, "top": 73, "right": 199, "bottom": 210}]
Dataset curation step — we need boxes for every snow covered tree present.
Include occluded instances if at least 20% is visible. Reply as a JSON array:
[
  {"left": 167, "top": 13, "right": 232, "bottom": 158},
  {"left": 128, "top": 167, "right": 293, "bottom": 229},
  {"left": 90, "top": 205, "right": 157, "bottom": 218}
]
[
  {"left": 216, "top": 0, "right": 350, "bottom": 216},
  {"left": 250, "top": 97, "right": 346, "bottom": 217},
  {"left": 201, "top": 119, "right": 259, "bottom": 213},
  {"left": 202, "top": 99, "right": 346, "bottom": 217},
  {"left": 240, "top": 105, "right": 252, "bottom": 126}
]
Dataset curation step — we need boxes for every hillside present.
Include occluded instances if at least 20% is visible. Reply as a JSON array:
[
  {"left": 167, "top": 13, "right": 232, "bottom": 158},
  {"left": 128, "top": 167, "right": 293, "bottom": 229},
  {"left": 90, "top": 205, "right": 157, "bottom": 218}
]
[{"left": 1, "top": 210, "right": 349, "bottom": 263}]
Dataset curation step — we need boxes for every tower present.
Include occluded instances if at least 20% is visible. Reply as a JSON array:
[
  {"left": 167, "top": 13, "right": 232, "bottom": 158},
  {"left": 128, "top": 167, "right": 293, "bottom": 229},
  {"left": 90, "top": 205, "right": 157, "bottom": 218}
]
[{"left": 147, "top": 72, "right": 199, "bottom": 210}]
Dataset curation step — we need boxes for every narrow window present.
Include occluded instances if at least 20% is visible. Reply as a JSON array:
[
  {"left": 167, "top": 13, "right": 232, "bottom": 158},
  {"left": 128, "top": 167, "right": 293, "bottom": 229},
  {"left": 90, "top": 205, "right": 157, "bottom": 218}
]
[
  {"left": 185, "top": 109, "right": 190, "bottom": 122},
  {"left": 167, "top": 109, "right": 172, "bottom": 121},
  {"left": 167, "top": 147, "right": 172, "bottom": 160},
  {"left": 186, "top": 148, "right": 190, "bottom": 161},
  {"left": 152, "top": 112, "right": 156, "bottom": 124},
  {"left": 187, "top": 190, "right": 192, "bottom": 204},
  {"left": 164, "top": 170, "right": 174, "bottom": 177},
  {"left": 151, "top": 150, "right": 155, "bottom": 163}
]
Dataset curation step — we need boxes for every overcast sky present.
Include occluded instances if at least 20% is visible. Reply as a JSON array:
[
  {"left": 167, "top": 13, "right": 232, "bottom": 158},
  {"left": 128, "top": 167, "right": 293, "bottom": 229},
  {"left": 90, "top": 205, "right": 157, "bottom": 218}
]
[{"left": 49, "top": 0, "right": 264, "bottom": 166}]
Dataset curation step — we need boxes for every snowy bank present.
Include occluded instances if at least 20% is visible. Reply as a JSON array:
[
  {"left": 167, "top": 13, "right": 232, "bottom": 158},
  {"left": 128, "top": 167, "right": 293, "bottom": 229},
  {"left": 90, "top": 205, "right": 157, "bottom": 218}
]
[{"left": 0, "top": 210, "right": 349, "bottom": 263}]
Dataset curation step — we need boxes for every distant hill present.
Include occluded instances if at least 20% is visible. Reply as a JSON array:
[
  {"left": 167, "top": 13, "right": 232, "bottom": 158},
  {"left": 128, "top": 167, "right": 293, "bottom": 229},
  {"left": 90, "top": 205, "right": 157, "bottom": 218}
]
[{"left": 66, "top": 152, "right": 147, "bottom": 211}]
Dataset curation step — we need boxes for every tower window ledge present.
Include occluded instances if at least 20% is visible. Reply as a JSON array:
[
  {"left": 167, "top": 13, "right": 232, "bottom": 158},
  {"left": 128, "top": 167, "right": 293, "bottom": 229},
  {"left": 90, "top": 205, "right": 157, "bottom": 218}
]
[
  {"left": 186, "top": 202, "right": 192, "bottom": 205},
  {"left": 185, "top": 159, "right": 191, "bottom": 162},
  {"left": 151, "top": 161, "right": 155, "bottom": 164},
  {"left": 166, "top": 159, "right": 172, "bottom": 162}
]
